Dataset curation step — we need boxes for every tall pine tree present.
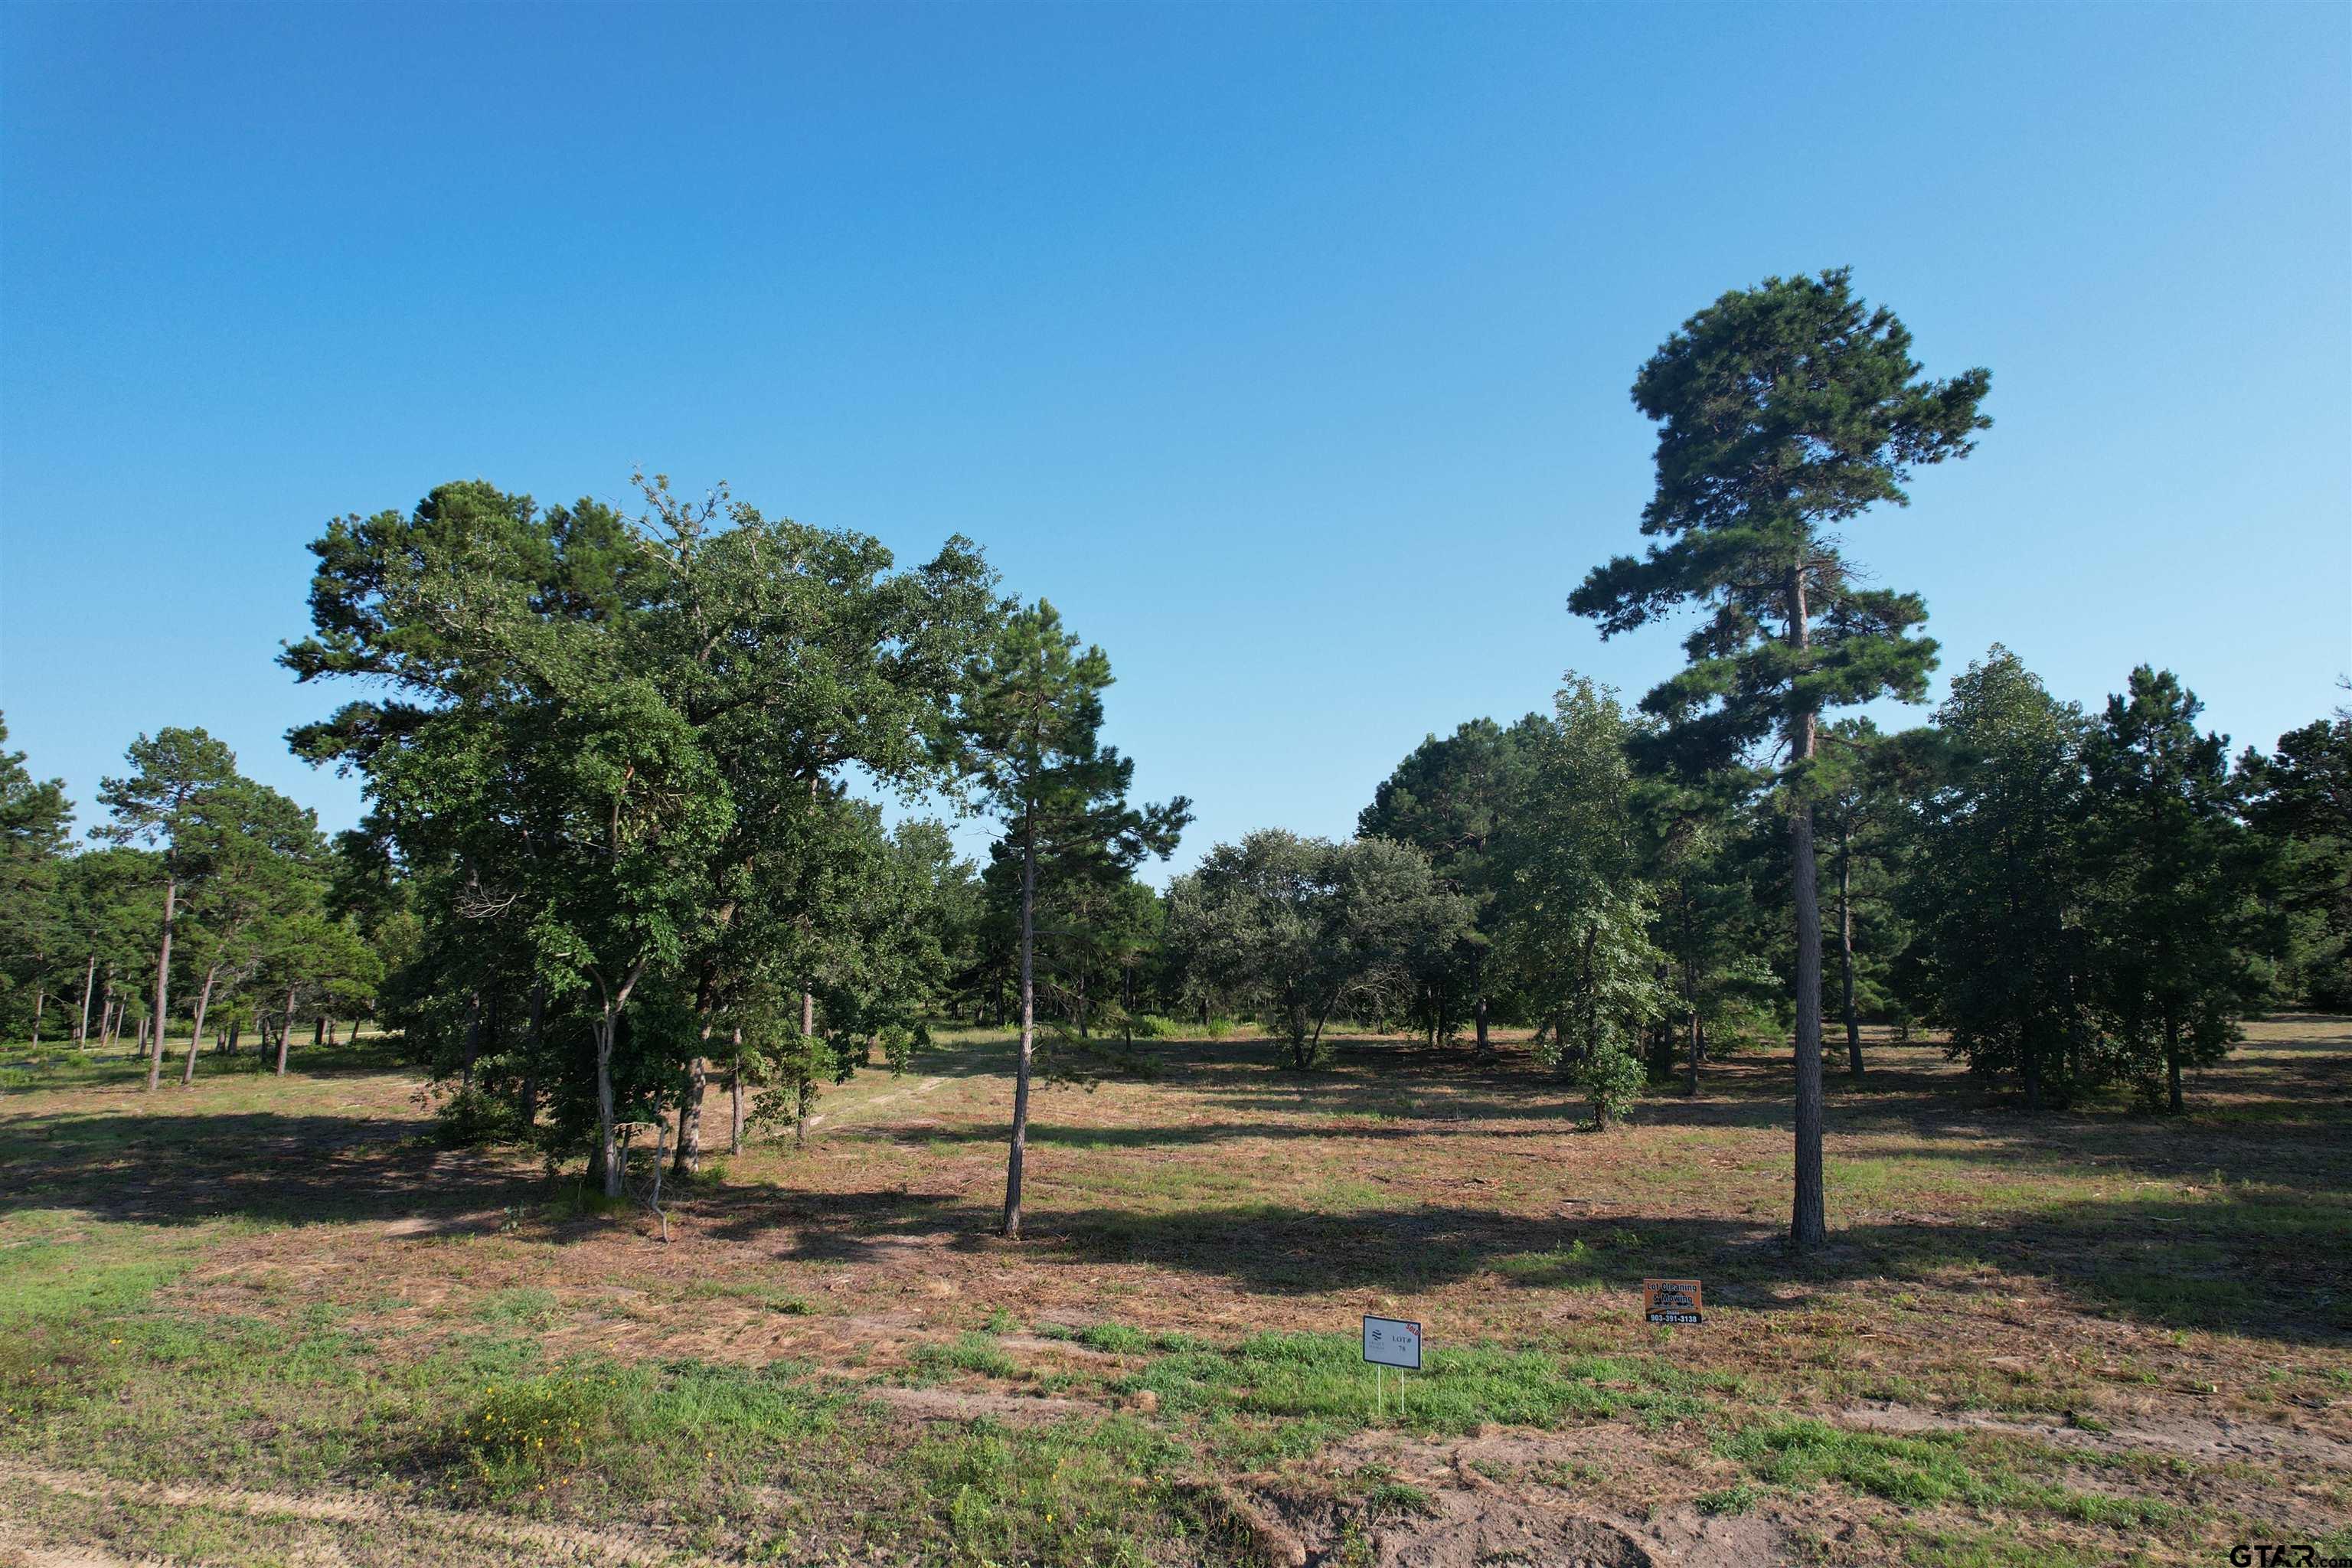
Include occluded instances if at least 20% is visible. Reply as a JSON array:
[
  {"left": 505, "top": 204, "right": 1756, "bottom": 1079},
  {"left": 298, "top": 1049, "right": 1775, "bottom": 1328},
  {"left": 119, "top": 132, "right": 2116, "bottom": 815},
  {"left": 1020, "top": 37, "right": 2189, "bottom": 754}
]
[
  {"left": 951, "top": 602, "right": 1187, "bottom": 1240},
  {"left": 1570, "top": 269, "right": 1988, "bottom": 1248}
]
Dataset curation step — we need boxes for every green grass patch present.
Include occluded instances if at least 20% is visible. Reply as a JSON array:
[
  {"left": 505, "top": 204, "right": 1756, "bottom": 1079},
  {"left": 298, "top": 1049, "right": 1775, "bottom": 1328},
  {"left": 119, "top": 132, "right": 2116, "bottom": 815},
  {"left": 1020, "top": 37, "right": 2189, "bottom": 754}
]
[
  {"left": 903, "top": 1414, "right": 1209, "bottom": 1567},
  {"left": 912, "top": 1331, "right": 1020, "bottom": 1381},
  {"left": 1119, "top": 1330, "right": 1707, "bottom": 1441},
  {"left": 1719, "top": 1418, "right": 2180, "bottom": 1533}
]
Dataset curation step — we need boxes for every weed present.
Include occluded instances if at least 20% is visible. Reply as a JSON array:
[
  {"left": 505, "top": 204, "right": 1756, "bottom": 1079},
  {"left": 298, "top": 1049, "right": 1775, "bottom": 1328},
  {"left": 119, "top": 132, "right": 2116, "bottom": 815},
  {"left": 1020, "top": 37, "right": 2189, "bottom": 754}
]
[
  {"left": 912, "top": 1331, "right": 1019, "bottom": 1381},
  {"left": 454, "top": 1371, "right": 616, "bottom": 1488},
  {"left": 1695, "top": 1481, "right": 1763, "bottom": 1514}
]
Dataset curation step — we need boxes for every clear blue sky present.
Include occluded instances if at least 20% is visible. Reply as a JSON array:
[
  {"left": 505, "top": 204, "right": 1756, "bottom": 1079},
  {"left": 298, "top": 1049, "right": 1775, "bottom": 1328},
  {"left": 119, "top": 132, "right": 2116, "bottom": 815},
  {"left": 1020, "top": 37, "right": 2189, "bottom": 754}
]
[{"left": 4, "top": 2, "right": 2347, "bottom": 879}]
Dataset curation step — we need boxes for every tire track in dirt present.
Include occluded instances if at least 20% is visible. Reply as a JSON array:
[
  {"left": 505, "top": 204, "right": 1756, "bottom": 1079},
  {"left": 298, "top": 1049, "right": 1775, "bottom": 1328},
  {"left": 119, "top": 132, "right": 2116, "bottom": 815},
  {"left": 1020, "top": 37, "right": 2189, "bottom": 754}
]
[
  {"left": 1838, "top": 1400, "right": 2352, "bottom": 1471},
  {"left": 0, "top": 1459, "right": 731, "bottom": 1567}
]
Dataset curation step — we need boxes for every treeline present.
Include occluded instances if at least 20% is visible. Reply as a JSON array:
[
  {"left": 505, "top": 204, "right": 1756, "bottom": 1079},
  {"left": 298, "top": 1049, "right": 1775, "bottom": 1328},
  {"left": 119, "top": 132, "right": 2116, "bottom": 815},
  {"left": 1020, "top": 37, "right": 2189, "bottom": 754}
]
[
  {"left": 1243, "top": 654, "right": 2344, "bottom": 1125},
  {"left": 0, "top": 720, "right": 379, "bottom": 1082}
]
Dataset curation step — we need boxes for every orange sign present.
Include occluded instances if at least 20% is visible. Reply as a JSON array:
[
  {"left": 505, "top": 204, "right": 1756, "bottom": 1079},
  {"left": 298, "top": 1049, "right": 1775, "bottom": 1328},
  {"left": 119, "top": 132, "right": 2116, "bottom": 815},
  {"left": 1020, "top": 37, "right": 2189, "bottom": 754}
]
[{"left": 1642, "top": 1278, "right": 1703, "bottom": 1325}]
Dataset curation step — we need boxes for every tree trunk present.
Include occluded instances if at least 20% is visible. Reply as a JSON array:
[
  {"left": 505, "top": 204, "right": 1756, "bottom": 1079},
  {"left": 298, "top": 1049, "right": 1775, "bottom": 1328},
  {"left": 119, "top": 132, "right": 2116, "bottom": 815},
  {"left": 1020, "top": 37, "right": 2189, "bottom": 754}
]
[
  {"left": 2165, "top": 1013, "right": 2184, "bottom": 1113},
  {"left": 181, "top": 963, "right": 219, "bottom": 1086},
  {"left": 1474, "top": 995, "right": 1489, "bottom": 1054},
  {"left": 1787, "top": 567, "right": 1828, "bottom": 1252},
  {"left": 674, "top": 1039, "right": 706, "bottom": 1177},
  {"left": 77, "top": 956, "right": 96, "bottom": 1043},
  {"left": 145, "top": 874, "right": 178, "bottom": 1093},
  {"left": 729, "top": 1027, "right": 745, "bottom": 1155},
  {"left": 274, "top": 983, "right": 296, "bottom": 1075},
  {"left": 1002, "top": 805, "right": 1037, "bottom": 1240},
  {"left": 1684, "top": 951, "right": 1700, "bottom": 1097},
  {"left": 1839, "top": 841, "right": 1862, "bottom": 1078},
  {"left": 30, "top": 988, "right": 44, "bottom": 1049},
  {"left": 459, "top": 993, "right": 482, "bottom": 1089},
  {"left": 520, "top": 984, "right": 544, "bottom": 1125},
  {"left": 313, "top": 1015, "right": 325, "bottom": 1048},
  {"left": 594, "top": 1011, "right": 622, "bottom": 1198}
]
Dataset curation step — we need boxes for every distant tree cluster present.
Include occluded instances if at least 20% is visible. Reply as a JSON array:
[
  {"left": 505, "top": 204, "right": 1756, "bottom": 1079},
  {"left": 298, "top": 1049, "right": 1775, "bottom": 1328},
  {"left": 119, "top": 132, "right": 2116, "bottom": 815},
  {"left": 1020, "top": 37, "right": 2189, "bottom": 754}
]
[{"left": 0, "top": 718, "right": 378, "bottom": 1081}]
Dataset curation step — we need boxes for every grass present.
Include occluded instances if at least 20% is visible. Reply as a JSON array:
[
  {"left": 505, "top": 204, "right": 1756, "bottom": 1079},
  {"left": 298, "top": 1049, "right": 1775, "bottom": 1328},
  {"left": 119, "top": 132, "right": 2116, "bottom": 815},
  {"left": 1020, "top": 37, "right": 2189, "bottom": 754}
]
[
  {"left": 1, "top": 1015, "right": 2347, "bottom": 1563},
  {"left": 1717, "top": 1417, "right": 2178, "bottom": 1527}
]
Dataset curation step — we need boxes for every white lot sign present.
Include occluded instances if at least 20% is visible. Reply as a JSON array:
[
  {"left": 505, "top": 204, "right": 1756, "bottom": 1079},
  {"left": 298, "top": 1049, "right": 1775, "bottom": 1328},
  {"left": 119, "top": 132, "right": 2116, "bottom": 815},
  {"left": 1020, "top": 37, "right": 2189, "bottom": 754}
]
[{"left": 1361, "top": 1315, "right": 1423, "bottom": 1370}]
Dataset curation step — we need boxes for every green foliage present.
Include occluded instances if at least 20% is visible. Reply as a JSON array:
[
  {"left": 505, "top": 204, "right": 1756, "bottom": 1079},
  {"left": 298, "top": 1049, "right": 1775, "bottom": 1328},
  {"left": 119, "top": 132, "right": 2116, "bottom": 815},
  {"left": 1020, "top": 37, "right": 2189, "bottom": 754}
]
[
  {"left": 1119, "top": 1331, "right": 1707, "bottom": 1440},
  {"left": 1490, "top": 678, "right": 1665, "bottom": 1099},
  {"left": 1571, "top": 268, "right": 1991, "bottom": 1246},
  {"left": 2083, "top": 667, "right": 2269, "bottom": 1108},
  {"left": 1903, "top": 653, "right": 2278, "bottom": 1111},
  {"left": 1358, "top": 714, "right": 1545, "bottom": 1042},
  {"left": 1575, "top": 1041, "right": 1647, "bottom": 1129},
  {"left": 2241, "top": 709, "right": 2352, "bottom": 1008},
  {"left": 908, "top": 1415, "right": 1194, "bottom": 1568},
  {"left": 1902, "top": 649, "right": 2102, "bottom": 1109},
  {"left": 456, "top": 1370, "right": 618, "bottom": 1485},
  {"left": 286, "top": 475, "right": 1001, "bottom": 1191},
  {"left": 0, "top": 714, "right": 74, "bottom": 1038},
  {"left": 1165, "top": 831, "right": 1473, "bottom": 1069},
  {"left": 1717, "top": 1418, "right": 2177, "bottom": 1529},
  {"left": 1570, "top": 268, "right": 1990, "bottom": 782},
  {"left": 911, "top": 1331, "right": 1020, "bottom": 1381},
  {"left": 945, "top": 599, "right": 1187, "bottom": 1233}
]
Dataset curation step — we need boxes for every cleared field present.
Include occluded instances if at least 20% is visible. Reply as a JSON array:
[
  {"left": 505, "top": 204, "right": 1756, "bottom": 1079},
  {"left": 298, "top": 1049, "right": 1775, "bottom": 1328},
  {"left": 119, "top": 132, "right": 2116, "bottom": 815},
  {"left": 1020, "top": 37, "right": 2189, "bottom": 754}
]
[{"left": 2, "top": 1019, "right": 2347, "bottom": 1566}]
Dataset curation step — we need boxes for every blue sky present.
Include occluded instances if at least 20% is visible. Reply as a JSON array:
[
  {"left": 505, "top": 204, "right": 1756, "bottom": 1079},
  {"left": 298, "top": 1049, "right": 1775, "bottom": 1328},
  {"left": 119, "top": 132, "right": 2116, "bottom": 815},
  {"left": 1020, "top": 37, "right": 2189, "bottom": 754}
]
[{"left": 4, "top": 2, "right": 2347, "bottom": 879}]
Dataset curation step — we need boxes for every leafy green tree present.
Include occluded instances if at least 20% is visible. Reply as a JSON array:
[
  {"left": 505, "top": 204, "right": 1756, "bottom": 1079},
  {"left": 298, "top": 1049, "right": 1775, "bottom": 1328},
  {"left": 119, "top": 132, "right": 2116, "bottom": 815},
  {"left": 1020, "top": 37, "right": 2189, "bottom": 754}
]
[
  {"left": 296, "top": 476, "right": 1000, "bottom": 1184},
  {"left": 257, "top": 911, "right": 381, "bottom": 1075},
  {"left": 1815, "top": 718, "right": 1929, "bottom": 1076},
  {"left": 1488, "top": 678, "right": 1665, "bottom": 1119},
  {"left": 2085, "top": 668, "right": 2270, "bottom": 1110},
  {"left": 948, "top": 600, "right": 1187, "bottom": 1239},
  {"left": 1632, "top": 770, "right": 1781, "bottom": 1094},
  {"left": 1570, "top": 268, "right": 1990, "bottom": 1249},
  {"left": 1166, "top": 831, "right": 1472, "bottom": 1070},
  {"left": 1359, "top": 716, "right": 1543, "bottom": 1049},
  {"left": 93, "top": 727, "right": 242, "bottom": 1089},
  {"left": 1901, "top": 648, "right": 2098, "bottom": 1109},
  {"left": 288, "top": 481, "right": 731, "bottom": 1193},
  {"left": 52, "top": 847, "right": 162, "bottom": 1047},
  {"left": 2240, "top": 708, "right": 2352, "bottom": 1009},
  {"left": 168, "top": 776, "right": 328, "bottom": 1084},
  {"left": 0, "top": 714, "right": 73, "bottom": 1042},
  {"left": 630, "top": 473, "right": 997, "bottom": 1166}
]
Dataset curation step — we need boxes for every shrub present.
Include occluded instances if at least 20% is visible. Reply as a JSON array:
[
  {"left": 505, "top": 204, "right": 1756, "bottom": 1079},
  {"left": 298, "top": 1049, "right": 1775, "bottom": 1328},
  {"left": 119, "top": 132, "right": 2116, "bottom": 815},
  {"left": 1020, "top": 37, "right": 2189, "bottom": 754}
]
[
  {"left": 1579, "top": 1042, "right": 1645, "bottom": 1129},
  {"left": 432, "top": 1084, "right": 524, "bottom": 1148}
]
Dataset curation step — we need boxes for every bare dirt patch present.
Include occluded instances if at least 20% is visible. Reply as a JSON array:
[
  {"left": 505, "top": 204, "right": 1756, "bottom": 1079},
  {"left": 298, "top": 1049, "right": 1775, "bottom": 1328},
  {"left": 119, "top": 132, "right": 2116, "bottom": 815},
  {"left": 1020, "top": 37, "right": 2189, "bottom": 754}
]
[
  {"left": 1838, "top": 1397, "right": 2352, "bottom": 1470},
  {"left": 0, "top": 1459, "right": 733, "bottom": 1568}
]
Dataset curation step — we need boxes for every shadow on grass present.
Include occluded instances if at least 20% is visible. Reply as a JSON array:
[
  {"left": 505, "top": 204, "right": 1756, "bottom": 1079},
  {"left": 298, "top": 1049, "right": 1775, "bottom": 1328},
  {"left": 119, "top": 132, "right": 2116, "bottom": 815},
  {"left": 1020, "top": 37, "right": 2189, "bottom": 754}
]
[
  {"left": 6, "top": 1023, "right": 2344, "bottom": 1347},
  {"left": 694, "top": 1182, "right": 2351, "bottom": 1345},
  {"left": 0, "top": 1106, "right": 541, "bottom": 1229}
]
